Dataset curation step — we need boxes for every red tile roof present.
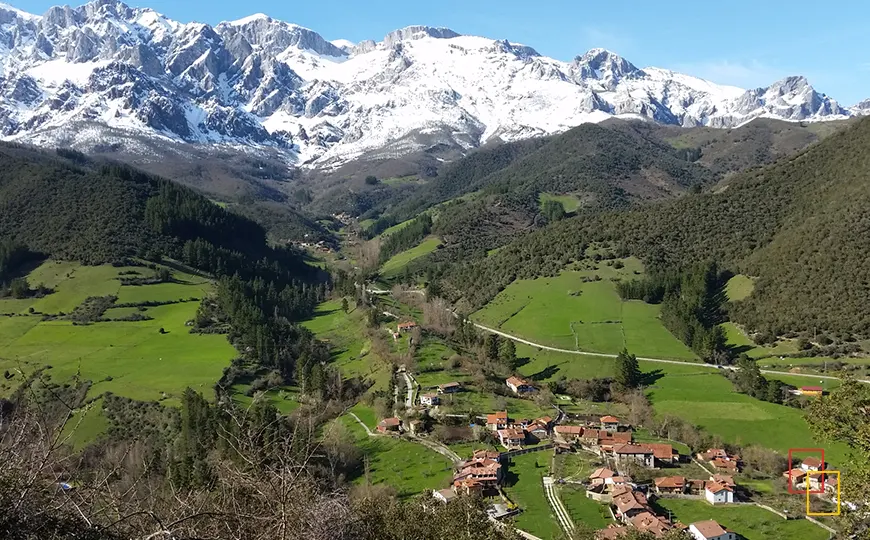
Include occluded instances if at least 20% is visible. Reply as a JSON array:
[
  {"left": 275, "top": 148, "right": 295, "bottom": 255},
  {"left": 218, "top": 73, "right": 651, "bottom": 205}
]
[
  {"left": 506, "top": 376, "right": 531, "bottom": 387},
  {"left": 705, "top": 481, "right": 733, "bottom": 493},
  {"left": 802, "top": 457, "right": 824, "bottom": 468},
  {"left": 486, "top": 411, "right": 509, "bottom": 424},
  {"left": 691, "top": 520, "right": 728, "bottom": 539},
  {"left": 379, "top": 417, "right": 401, "bottom": 427},
  {"left": 654, "top": 476, "right": 686, "bottom": 489},
  {"left": 589, "top": 467, "right": 615, "bottom": 480},
  {"left": 555, "top": 425, "right": 584, "bottom": 434},
  {"left": 614, "top": 444, "right": 653, "bottom": 455},
  {"left": 801, "top": 386, "right": 824, "bottom": 392},
  {"left": 711, "top": 474, "right": 735, "bottom": 487},
  {"left": 600, "top": 415, "right": 620, "bottom": 423},
  {"left": 644, "top": 443, "right": 675, "bottom": 460}
]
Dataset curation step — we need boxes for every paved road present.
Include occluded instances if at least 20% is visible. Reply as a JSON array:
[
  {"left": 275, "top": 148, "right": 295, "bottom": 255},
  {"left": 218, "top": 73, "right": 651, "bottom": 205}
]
[
  {"left": 402, "top": 371, "right": 416, "bottom": 409},
  {"left": 542, "top": 476, "right": 574, "bottom": 534},
  {"left": 472, "top": 322, "right": 870, "bottom": 384}
]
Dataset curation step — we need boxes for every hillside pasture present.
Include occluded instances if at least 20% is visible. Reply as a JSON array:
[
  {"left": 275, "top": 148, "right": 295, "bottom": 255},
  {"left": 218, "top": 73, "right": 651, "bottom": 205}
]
[
  {"left": 511, "top": 345, "right": 849, "bottom": 463},
  {"left": 338, "top": 414, "right": 453, "bottom": 497},
  {"left": 473, "top": 270, "right": 697, "bottom": 360},
  {"left": 654, "top": 499, "right": 829, "bottom": 540},
  {"left": 0, "top": 262, "right": 236, "bottom": 406},
  {"left": 379, "top": 236, "right": 442, "bottom": 278},
  {"left": 302, "top": 299, "right": 392, "bottom": 394},
  {"left": 538, "top": 192, "right": 582, "bottom": 213}
]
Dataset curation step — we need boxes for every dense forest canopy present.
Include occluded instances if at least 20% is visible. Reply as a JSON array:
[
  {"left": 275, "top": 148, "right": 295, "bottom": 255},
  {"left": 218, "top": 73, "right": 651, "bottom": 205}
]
[{"left": 433, "top": 117, "right": 870, "bottom": 340}]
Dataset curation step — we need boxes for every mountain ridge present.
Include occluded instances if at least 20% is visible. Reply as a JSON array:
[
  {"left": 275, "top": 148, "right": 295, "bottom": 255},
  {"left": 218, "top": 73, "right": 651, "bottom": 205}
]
[{"left": 0, "top": 0, "right": 866, "bottom": 169}]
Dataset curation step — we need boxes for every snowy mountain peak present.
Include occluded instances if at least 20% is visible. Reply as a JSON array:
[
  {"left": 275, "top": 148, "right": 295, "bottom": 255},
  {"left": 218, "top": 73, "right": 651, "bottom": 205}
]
[
  {"left": 216, "top": 15, "right": 345, "bottom": 58},
  {"left": 383, "top": 25, "right": 461, "bottom": 46},
  {"left": 0, "top": 2, "right": 40, "bottom": 20},
  {"left": 0, "top": 2, "right": 863, "bottom": 169},
  {"left": 572, "top": 48, "right": 639, "bottom": 89},
  {"left": 228, "top": 13, "right": 271, "bottom": 26}
]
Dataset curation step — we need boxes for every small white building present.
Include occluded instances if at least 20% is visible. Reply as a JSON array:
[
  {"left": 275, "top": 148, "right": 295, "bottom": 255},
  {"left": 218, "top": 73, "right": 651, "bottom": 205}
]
[
  {"left": 432, "top": 488, "right": 457, "bottom": 503},
  {"left": 420, "top": 393, "right": 440, "bottom": 406},
  {"left": 800, "top": 457, "right": 825, "bottom": 471},
  {"left": 689, "top": 520, "right": 735, "bottom": 540},
  {"left": 505, "top": 376, "right": 535, "bottom": 394},
  {"left": 704, "top": 481, "right": 734, "bottom": 505}
]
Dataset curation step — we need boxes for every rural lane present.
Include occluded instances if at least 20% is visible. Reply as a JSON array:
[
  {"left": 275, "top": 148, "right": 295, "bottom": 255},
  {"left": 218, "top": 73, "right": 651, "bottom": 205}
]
[
  {"left": 402, "top": 371, "right": 416, "bottom": 409},
  {"left": 472, "top": 322, "right": 870, "bottom": 384}
]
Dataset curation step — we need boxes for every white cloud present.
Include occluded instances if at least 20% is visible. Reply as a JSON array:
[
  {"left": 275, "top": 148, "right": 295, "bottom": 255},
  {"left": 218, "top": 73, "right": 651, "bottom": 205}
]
[{"left": 672, "top": 59, "right": 787, "bottom": 89}]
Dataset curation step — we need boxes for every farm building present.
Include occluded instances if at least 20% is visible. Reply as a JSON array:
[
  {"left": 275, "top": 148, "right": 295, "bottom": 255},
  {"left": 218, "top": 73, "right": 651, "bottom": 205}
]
[
  {"left": 397, "top": 321, "right": 418, "bottom": 333},
  {"left": 600, "top": 415, "right": 620, "bottom": 430},
  {"left": 420, "top": 393, "right": 440, "bottom": 406},
  {"left": 689, "top": 520, "right": 735, "bottom": 540},
  {"left": 377, "top": 417, "right": 402, "bottom": 433},
  {"left": 613, "top": 444, "right": 654, "bottom": 469},
  {"left": 486, "top": 411, "right": 510, "bottom": 430},
  {"left": 438, "top": 382, "right": 462, "bottom": 394},
  {"left": 797, "top": 386, "right": 825, "bottom": 396},
  {"left": 704, "top": 481, "right": 734, "bottom": 504},
  {"left": 654, "top": 476, "right": 686, "bottom": 494},
  {"left": 505, "top": 376, "right": 535, "bottom": 394},
  {"left": 496, "top": 428, "right": 526, "bottom": 448}
]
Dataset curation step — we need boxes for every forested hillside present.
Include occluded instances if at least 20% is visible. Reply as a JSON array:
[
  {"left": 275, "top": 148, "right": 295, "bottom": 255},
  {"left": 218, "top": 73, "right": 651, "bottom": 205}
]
[
  {"left": 0, "top": 144, "right": 317, "bottom": 282},
  {"left": 437, "top": 117, "right": 870, "bottom": 340}
]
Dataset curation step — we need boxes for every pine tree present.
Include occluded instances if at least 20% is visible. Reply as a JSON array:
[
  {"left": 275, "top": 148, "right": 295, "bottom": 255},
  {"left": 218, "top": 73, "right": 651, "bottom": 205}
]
[
  {"left": 484, "top": 334, "right": 500, "bottom": 360},
  {"left": 499, "top": 339, "right": 516, "bottom": 367},
  {"left": 615, "top": 348, "right": 641, "bottom": 389}
]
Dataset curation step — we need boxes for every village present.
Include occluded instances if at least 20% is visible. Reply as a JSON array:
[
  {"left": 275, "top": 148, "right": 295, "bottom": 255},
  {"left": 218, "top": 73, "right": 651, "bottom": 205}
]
[{"left": 366, "top": 325, "right": 841, "bottom": 540}]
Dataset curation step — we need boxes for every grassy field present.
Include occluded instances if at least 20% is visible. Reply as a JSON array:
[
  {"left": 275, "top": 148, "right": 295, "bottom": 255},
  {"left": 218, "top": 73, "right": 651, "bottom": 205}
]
[
  {"left": 725, "top": 274, "right": 756, "bottom": 302},
  {"left": 721, "top": 322, "right": 799, "bottom": 359},
  {"left": 510, "top": 344, "right": 850, "bottom": 463},
  {"left": 0, "top": 261, "right": 236, "bottom": 406},
  {"left": 338, "top": 414, "right": 454, "bottom": 497},
  {"left": 473, "top": 268, "right": 697, "bottom": 361},
  {"left": 504, "top": 452, "right": 563, "bottom": 539},
  {"left": 559, "top": 485, "right": 610, "bottom": 529},
  {"left": 302, "top": 300, "right": 391, "bottom": 394},
  {"left": 380, "top": 236, "right": 442, "bottom": 278},
  {"left": 539, "top": 192, "right": 582, "bottom": 213},
  {"left": 379, "top": 218, "right": 414, "bottom": 238},
  {"left": 654, "top": 499, "right": 829, "bottom": 540},
  {"left": 231, "top": 385, "right": 301, "bottom": 414},
  {"left": 63, "top": 398, "right": 110, "bottom": 451}
]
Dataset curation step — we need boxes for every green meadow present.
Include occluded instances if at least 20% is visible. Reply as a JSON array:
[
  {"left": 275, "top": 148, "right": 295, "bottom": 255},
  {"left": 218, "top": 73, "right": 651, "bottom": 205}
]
[
  {"left": 538, "top": 192, "right": 582, "bottom": 213},
  {"left": 0, "top": 261, "right": 236, "bottom": 406},
  {"left": 503, "top": 452, "right": 562, "bottom": 540},
  {"left": 338, "top": 413, "right": 453, "bottom": 497},
  {"left": 302, "top": 299, "right": 392, "bottom": 394},
  {"left": 473, "top": 268, "right": 697, "bottom": 360},
  {"left": 512, "top": 346, "right": 848, "bottom": 463},
  {"left": 380, "top": 236, "right": 442, "bottom": 278},
  {"left": 559, "top": 485, "right": 610, "bottom": 529},
  {"left": 725, "top": 274, "right": 756, "bottom": 302},
  {"left": 654, "top": 499, "right": 829, "bottom": 540}
]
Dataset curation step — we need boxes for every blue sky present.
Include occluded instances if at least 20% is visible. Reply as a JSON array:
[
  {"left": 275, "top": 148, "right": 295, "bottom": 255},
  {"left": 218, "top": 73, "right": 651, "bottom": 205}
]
[{"left": 12, "top": 0, "right": 870, "bottom": 104}]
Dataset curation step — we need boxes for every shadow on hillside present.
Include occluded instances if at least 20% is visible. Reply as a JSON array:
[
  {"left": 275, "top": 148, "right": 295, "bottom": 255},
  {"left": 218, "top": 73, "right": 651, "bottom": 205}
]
[
  {"left": 640, "top": 369, "right": 665, "bottom": 386},
  {"left": 529, "top": 365, "right": 560, "bottom": 381}
]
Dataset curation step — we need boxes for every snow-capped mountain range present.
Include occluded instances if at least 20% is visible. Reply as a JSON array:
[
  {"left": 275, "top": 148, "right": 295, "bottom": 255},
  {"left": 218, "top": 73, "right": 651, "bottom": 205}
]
[{"left": 0, "top": 0, "right": 866, "bottom": 168}]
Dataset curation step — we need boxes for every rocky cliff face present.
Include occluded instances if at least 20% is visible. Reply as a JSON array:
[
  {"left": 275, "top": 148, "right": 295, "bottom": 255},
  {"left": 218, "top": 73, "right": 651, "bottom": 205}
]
[{"left": 0, "top": 0, "right": 864, "bottom": 168}]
